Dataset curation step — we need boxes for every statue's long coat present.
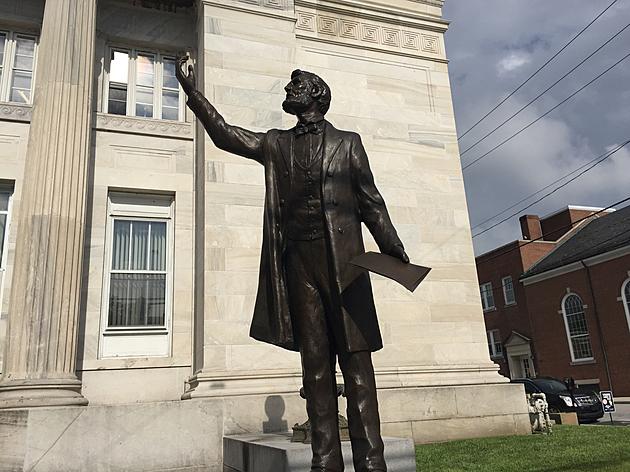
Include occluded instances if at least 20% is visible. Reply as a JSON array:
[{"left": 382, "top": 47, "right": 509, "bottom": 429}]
[{"left": 188, "top": 91, "right": 403, "bottom": 353}]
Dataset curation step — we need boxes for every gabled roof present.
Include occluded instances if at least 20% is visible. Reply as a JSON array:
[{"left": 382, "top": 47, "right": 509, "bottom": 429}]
[
  {"left": 522, "top": 204, "right": 630, "bottom": 279},
  {"left": 505, "top": 331, "right": 531, "bottom": 346}
]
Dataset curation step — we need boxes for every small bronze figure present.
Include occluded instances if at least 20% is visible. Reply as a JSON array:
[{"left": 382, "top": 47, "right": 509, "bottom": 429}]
[{"left": 177, "top": 57, "right": 408, "bottom": 472}]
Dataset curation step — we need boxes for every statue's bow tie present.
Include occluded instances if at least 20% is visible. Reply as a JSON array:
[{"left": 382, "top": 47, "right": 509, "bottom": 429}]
[{"left": 295, "top": 121, "right": 325, "bottom": 136}]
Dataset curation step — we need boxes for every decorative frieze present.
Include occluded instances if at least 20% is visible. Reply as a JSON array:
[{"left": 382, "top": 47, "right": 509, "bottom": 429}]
[
  {"left": 0, "top": 103, "right": 33, "bottom": 123},
  {"left": 296, "top": 8, "right": 445, "bottom": 61},
  {"left": 95, "top": 113, "right": 194, "bottom": 140}
]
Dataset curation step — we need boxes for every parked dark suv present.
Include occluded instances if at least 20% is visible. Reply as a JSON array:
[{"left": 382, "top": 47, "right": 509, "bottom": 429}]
[{"left": 511, "top": 377, "right": 604, "bottom": 423}]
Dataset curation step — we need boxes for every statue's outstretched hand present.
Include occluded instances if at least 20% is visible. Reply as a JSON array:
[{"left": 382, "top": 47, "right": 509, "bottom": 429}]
[{"left": 176, "top": 56, "right": 196, "bottom": 96}]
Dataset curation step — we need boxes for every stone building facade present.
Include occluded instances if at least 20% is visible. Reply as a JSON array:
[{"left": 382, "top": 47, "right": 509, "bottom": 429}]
[{"left": 0, "top": 0, "right": 528, "bottom": 470}]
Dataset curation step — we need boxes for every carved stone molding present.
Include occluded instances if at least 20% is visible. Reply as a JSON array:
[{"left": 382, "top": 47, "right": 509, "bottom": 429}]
[
  {"left": 95, "top": 113, "right": 194, "bottom": 140},
  {"left": 0, "top": 103, "right": 33, "bottom": 123},
  {"left": 235, "top": 0, "right": 288, "bottom": 9},
  {"left": 296, "top": 8, "right": 445, "bottom": 61}
]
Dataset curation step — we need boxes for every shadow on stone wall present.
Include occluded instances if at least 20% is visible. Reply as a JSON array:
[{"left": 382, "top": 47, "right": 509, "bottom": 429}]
[{"left": 262, "top": 395, "right": 288, "bottom": 433}]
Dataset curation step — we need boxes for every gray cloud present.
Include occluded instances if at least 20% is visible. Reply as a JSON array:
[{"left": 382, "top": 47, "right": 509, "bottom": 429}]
[{"left": 443, "top": 0, "right": 630, "bottom": 254}]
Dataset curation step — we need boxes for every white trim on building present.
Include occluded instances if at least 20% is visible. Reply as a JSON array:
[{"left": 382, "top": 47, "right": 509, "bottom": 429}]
[
  {"left": 480, "top": 282, "right": 495, "bottom": 312},
  {"left": 99, "top": 192, "right": 175, "bottom": 358},
  {"left": 0, "top": 30, "right": 39, "bottom": 104},
  {"left": 622, "top": 278, "right": 630, "bottom": 334},
  {"left": 103, "top": 46, "right": 185, "bottom": 122},
  {"left": 0, "top": 185, "right": 13, "bottom": 312},
  {"left": 561, "top": 293, "right": 594, "bottom": 363},
  {"left": 502, "top": 275, "right": 516, "bottom": 306}
]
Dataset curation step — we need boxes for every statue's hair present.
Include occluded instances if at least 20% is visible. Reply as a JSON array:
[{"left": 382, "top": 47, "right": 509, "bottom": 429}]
[{"left": 291, "top": 69, "right": 332, "bottom": 115}]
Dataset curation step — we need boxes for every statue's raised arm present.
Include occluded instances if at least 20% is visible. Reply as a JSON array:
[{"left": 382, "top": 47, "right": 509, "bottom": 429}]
[{"left": 176, "top": 56, "right": 265, "bottom": 163}]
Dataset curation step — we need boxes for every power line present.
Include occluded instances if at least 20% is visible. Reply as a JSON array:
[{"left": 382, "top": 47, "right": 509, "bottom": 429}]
[
  {"left": 462, "top": 52, "right": 630, "bottom": 171},
  {"left": 460, "top": 22, "right": 630, "bottom": 158},
  {"left": 472, "top": 140, "right": 630, "bottom": 238},
  {"left": 457, "top": 0, "right": 619, "bottom": 141},
  {"left": 476, "top": 196, "right": 630, "bottom": 267},
  {"left": 471, "top": 142, "right": 629, "bottom": 230}
]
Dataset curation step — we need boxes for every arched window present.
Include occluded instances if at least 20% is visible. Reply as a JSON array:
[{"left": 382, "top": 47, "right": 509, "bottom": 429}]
[
  {"left": 622, "top": 279, "right": 630, "bottom": 333},
  {"left": 562, "top": 294, "right": 593, "bottom": 362}
]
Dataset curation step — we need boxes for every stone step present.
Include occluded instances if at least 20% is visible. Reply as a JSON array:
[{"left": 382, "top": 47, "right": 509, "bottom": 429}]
[{"left": 224, "top": 433, "right": 416, "bottom": 472}]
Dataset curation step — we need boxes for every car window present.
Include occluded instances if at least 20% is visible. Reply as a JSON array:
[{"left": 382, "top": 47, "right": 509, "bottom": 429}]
[
  {"left": 523, "top": 381, "right": 537, "bottom": 394},
  {"left": 532, "top": 379, "right": 568, "bottom": 393}
]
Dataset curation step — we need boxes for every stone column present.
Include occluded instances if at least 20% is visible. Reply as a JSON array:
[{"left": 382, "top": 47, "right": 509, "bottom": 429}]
[{"left": 0, "top": 0, "right": 97, "bottom": 408}]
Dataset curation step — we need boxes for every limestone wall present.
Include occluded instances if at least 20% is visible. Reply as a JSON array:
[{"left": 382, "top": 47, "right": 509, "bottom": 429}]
[{"left": 189, "top": 0, "right": 501, "bottom": 400}]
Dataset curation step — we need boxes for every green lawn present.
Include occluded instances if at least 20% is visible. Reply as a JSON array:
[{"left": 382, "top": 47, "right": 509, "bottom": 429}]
[{"left": 415, "top": 425, "right": 630, "bottom": 471}]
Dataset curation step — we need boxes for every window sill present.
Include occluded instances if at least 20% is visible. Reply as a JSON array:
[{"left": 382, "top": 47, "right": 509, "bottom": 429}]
[
  {"left": 570, "top": 359, "right": 596, "bottom": 366},
  {"left": 483, "top": 307, "right": 497, "bottom": 313},
  {"left": 95, "top": 112, "right": 193, "bottom": 140},
  {"left": 103, "top": 328, "right": 169, "bottom": 337},
  {"left": 504, "top": 302, "right": 517, "bottom": 308},
  {"left": 0, "top": 102, "right": 32, "bottom": 123}
]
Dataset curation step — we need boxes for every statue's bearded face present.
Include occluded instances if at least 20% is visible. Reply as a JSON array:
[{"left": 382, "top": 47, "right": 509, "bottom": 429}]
[{"left": 282, "top": 74, "right": 317, "bottom": 115}]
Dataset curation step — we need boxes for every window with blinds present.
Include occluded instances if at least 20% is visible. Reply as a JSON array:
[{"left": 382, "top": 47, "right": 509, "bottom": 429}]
[{"left": 100, "top": 193, "right": 174, "bottom": 358}]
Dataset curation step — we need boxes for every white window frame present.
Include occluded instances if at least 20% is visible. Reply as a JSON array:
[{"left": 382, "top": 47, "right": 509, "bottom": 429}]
[
  {"left": 487, "top": 329, "right": 502, "bottom": 358},
  {"left": 99, "top": 192, "right": 175, "bottom": 358},
  {"left": 561, "top": 293, "right": 594, "bottom": 363},
  {"left": 480, "top": 282, "right": 495, "bottom": 311},
  {"left": 0, "top": 187, "right": 13, "bottom": 312},
  {"left": 0, "top": 30, "right": 39, "bottom": 104},
  {"left": 502, "top": 275, "right": 516, "bottom": 306},
  {"left": 103, "top": 46, "right": 185, "bottom": 121},
  {"left": 622, "top": 279, "right": 630, "bottom": 334}
]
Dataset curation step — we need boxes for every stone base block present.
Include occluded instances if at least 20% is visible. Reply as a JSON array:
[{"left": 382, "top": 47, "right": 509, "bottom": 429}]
[
  {"left": 0, "top": 382, "right": 529, "bottom": 471},
  {"left": 550, "top": 412, "right": 578, "bottom": 425},
  {"left": 223, "top": 434, "right": 416, "bottom": 472}
]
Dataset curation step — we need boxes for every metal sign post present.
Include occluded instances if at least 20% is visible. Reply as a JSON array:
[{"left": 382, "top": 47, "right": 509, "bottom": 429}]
[{"left": 601, "top": 391, "right": 615, "bottom": 425}]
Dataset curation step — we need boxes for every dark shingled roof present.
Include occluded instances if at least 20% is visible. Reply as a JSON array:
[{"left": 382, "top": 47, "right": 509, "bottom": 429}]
[{"left": 522, "top": 204, "right": 630, "bottom": 279}]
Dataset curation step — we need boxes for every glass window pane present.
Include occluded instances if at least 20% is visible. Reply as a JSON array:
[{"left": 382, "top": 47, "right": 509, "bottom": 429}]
[
  {"left": 150, "top": 222, "right": 166, "bottom": 271},
  {"left": 15, "top": 36, "right": 35, "bottom": 57},
  {"left": 0, "top": 32, "right": 6, "bottom": 67},
  {"left": 0, "top": 192, "right": 9, "bottom": 211},
  {"left": 162, "top": 89, "right": 179, "bottom": 109},
  {"left": 136, "top": 87, "right": 153, "bottom": 105},
  {"left": 10, "top": 73, "right": 32, "bottom": 103},
  {"left": 112, "top": 220, "right": 131, "bottom": 270},
  {"left": 11, "top": 70, "right": 32, "bottom": 90},
  {"left": 108, "top": 85, "right": 128, "bottom": 115},
  {"left": 110, "top": 50, "right": 129, "bottom": 84},
  {"left": 163, "top": 58, "right": 178, "bottom": 89},
  {"left": 136, "top": 103, "right": 153, "bottom": 118},
  {"left": 137, "top": 54, "right": 155, "bottom": 87},
  {"left": 162, "top": 106, "right": 178, "bottom": 121},
  {"left": 14, "top": 36, "right": 35, "bottom": 71},
  {"left": 14, "top": 53, "right": 34, "bottom": 70},
  {"left": 130, "top": 221, "right": 149, "bottom": 270},
  {"left": 108, "top": 273, "right": 165, "bottom": 327},
  {"left": 0, "top": 214, "right": 6, "bottom": 266}
]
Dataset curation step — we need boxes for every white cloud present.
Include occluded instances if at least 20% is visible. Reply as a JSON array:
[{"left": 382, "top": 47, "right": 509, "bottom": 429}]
[
  {"left": 497, "top": 53, "right": 531, "bottom": 75},
  {"left": 443, "top": 0, "right": 629, "bottom": 255}
]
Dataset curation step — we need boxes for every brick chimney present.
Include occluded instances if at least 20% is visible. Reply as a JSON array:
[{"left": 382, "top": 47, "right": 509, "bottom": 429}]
[{"left": 520, "top": 215, "right": 542, "bottom": 240}]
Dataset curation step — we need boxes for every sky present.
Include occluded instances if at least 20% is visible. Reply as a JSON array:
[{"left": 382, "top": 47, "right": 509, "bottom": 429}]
[{"left": 442, "top": 0, "right": 630, "bottom": 255}]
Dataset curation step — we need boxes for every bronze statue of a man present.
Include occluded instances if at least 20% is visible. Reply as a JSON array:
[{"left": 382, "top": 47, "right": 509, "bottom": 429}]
[{"left": 177, "top": 58, "right": 408, "bottom": 472}]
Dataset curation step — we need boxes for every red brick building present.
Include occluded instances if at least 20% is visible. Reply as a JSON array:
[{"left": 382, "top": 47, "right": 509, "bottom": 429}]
[{"left": 477, "top": 205, "right": 630, "bottom": 396}]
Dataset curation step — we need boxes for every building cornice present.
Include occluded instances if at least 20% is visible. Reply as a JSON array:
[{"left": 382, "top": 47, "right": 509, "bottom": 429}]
[{"left": 296, "top": 0, "right": 449, "bottom": 31}]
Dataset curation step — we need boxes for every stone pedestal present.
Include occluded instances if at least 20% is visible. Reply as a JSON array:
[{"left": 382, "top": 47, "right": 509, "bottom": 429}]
[
  {"left": 223, "top": 434, "right": 416, "bottom": 472},
  {"left": 0, "top": 0, "right": 97, "bottom": 408}
]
